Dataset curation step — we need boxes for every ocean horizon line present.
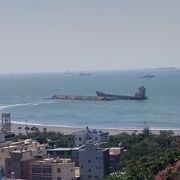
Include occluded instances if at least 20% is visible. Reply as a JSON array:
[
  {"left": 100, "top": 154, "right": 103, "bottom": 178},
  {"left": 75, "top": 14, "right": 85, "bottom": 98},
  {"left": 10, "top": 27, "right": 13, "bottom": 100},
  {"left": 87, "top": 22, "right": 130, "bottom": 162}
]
[{"left": 0, "top": 66, "right": 180, "bottom": 75}]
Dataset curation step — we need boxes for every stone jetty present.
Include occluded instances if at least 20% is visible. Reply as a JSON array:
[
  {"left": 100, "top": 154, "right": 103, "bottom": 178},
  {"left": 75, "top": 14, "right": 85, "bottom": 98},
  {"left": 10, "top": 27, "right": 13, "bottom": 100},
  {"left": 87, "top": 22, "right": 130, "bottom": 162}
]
[{"left": 51, "top": 95, "right": 111, "bottom": 101}]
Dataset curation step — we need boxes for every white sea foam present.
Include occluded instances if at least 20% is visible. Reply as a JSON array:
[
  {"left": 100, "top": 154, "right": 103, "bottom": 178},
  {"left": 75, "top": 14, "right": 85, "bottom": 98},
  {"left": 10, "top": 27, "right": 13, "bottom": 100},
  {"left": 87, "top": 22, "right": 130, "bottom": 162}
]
[
  {"left": 0, "top": 101, "right": 55, "bottom": 110},
  {"left": 12, "top": 120, "right": 42, "bottom": 126}
]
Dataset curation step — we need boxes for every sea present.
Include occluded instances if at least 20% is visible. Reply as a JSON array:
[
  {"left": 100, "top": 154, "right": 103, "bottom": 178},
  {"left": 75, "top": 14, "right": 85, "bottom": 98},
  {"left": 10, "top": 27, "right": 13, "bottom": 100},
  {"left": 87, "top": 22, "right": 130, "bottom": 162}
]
[{"left": 0, "top": 70, "right": 180, "bottom": 130}]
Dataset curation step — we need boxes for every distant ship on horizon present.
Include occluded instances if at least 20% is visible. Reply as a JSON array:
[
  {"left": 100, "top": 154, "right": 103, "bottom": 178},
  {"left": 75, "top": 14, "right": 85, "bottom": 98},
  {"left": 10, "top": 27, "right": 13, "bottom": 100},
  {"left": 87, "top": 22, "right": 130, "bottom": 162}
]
[
  {"left": 79, "top": 72, "right": 91, "bottom": 76},
  {"left": 139, "top": 74, "right": 154, "bottom": 78}
]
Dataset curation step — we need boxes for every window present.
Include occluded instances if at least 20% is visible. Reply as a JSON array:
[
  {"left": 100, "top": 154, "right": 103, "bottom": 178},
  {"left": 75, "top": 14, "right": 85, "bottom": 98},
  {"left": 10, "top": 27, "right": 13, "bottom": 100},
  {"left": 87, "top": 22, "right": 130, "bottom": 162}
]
[
  {"left": 57, "top": 177, "right": 61, "bottom": 180},
  {"left": 96, "top": 157, "right": 101, "bottom": 160},
  {"left": 88, "top": 169, "right": 91, "bottom": 172},
  {"left": 42, "top": 167, "right": 52, "bottom": 174},
  {"left": 57, "top": 168, "right": 61, "bottom": 173},
  {"left": 88, "top": 160, "right": 91, "bottom": 163},
  {"left": 32, "top": 166, "right": 41, "bottom": 174},
  {"left": 71, "top": 169, "right": 73, "bottom": 172},
  {"left": 81, "top": 166, "right": 84, "bottom": 169},
  {"left": 79, "top": 137, "right": 82, "bottom": 141},
  {"left": 97, "top": 157, "right": 102, "bottom": 160}
]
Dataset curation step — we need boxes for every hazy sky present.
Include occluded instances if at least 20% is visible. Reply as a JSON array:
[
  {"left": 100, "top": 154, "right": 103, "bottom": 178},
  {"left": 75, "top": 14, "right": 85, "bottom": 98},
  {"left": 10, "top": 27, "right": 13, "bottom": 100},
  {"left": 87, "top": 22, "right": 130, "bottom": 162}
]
[{"left": 0, "top": 0, "right": 180, "bottom": 73}]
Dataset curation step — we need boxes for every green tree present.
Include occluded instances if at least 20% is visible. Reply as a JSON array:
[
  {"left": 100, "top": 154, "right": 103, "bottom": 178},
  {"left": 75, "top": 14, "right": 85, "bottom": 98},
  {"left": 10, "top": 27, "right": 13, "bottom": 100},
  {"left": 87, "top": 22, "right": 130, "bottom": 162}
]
[
  {"left": 25, "top": 126, "right": 30, "bottom": 134},
  {"left": 17, "top": 126, "right": 22, "bottom": 134}
]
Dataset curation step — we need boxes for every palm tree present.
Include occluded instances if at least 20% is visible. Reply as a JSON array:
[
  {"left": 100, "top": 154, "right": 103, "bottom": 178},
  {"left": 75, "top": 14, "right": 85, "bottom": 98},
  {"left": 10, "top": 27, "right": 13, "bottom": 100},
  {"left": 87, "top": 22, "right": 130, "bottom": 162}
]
[
  {"left": 30, "top": 126, "right": 36, "bottom": 132},
  {"left": 17, "top": 126, "right": 22, "bottom": 134},
  {"left": 34, "top": 127, "right": 39, "bottom": 132},
  {"left": 43, "top": 127, "right": 47, "bottom": 137},
  {"left": 43, "top": 127, "right": 47, "bottom": 132},
  {"left": 30, "top": 126, "right": 39, "bottom": 133},
  {"left": 25, "top": 126, "right": 30, "bottom": 134}
]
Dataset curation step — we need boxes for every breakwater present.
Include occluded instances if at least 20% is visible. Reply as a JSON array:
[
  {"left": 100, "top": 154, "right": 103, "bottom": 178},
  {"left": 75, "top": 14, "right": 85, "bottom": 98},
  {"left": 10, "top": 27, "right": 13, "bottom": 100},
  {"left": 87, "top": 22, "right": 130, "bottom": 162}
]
[{"left": 51, "top": 95, "right": 111, "bottom": 101}]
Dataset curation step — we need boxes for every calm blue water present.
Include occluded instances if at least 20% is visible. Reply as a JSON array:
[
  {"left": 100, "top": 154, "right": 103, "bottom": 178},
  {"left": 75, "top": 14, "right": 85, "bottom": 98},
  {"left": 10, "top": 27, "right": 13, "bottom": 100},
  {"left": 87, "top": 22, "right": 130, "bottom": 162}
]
[{"left": 0, "top": 70, "right": 180, "bottom": 130}]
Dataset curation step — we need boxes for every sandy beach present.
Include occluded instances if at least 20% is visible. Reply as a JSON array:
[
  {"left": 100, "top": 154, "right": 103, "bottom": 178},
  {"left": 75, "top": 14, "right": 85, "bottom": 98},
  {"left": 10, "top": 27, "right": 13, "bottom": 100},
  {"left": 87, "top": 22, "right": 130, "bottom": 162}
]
[{"left": 10, "top": 122, "right": 180, "bottom": 136}]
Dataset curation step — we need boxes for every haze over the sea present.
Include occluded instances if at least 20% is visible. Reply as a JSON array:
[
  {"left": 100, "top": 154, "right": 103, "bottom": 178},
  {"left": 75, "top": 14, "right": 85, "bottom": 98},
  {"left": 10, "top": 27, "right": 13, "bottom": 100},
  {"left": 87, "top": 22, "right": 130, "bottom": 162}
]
[{"left": 0, "top": 0, "right": 180, "bottom": 73}]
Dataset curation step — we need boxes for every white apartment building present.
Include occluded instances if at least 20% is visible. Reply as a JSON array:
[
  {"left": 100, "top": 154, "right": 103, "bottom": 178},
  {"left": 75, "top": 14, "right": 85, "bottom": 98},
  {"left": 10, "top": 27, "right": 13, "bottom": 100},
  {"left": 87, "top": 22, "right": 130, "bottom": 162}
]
[
  {"left": 79, "top": 141, "right": 110, "bottom": 180},
  {"left": 73, "top": 127, "right": 109, "bottom": 147}
]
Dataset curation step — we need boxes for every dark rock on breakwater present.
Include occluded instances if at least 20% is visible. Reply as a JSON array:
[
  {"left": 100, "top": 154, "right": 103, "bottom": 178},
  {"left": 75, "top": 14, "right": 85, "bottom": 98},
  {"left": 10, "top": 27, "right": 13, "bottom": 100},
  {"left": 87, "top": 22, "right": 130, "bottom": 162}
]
[{"left": 51, "top": 95, "right": 111, "bottom": 101}]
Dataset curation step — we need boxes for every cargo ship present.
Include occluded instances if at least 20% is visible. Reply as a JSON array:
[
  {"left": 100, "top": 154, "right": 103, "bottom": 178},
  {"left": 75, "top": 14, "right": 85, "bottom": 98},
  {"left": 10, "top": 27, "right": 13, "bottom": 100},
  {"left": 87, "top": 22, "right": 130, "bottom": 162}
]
[
  {"left": 96, "top": 86, "right": 147, "bottom": 100},
  {"left": 50, "top": 86, "right": 147, "bottom": 101}
]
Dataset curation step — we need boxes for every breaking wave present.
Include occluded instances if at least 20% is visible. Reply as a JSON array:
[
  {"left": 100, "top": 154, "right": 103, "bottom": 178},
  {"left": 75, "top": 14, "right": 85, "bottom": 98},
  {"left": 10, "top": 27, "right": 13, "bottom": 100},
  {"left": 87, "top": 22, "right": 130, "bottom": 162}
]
[{"left": 0, "top": 101, "right": 55, "bottom": 110}]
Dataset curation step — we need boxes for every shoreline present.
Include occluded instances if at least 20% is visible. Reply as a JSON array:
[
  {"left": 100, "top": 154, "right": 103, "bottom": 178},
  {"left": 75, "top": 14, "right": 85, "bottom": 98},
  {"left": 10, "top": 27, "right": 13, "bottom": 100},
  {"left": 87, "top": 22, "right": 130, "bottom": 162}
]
[{"left": 10, "top": 122, "right": 180, "bottom": 136}]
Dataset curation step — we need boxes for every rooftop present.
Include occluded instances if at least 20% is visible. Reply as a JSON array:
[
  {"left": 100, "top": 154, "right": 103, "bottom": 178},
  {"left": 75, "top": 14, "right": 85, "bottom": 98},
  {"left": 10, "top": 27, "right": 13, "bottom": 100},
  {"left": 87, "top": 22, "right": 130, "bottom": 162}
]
[
  {"left": 2, "top": 145, "right": 18, "bottom": 149},
  {"left": 11, "top": 149, "right": 31, "bottom": 153},
  {"left": 73, "top": 128, "right": 109, "bottom": 135},
  {"left": 48, "top": 146, "right": 84, "bottom": 151},
  {"left": 109, "top": 147, "right": 122, "bottom": 155},
  {"left": 33, "top": 158, "right": 74, "bottom": 164}
]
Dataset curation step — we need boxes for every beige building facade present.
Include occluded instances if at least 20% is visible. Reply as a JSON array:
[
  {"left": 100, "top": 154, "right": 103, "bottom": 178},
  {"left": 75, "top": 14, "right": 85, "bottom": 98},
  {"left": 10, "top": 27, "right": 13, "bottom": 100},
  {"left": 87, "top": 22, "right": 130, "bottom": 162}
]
[
  {"left": 32, "top": 158, "right": 75, "bottom": 180},
  {"left": 0, "top": 145, "right": 19, "bottom": 173}
]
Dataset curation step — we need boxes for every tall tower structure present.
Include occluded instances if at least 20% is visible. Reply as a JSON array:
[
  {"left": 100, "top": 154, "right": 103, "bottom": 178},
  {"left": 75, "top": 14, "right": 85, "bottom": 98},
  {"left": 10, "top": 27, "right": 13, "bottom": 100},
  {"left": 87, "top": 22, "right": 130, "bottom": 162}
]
[{"left": 1, "top": 112, "right": 11, "bottom": 135}]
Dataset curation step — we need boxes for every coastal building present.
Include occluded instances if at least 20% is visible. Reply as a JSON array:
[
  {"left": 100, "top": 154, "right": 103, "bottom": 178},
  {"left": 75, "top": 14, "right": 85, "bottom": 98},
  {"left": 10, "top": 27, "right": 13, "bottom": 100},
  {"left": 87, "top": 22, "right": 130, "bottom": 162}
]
[
  {"left": 5, "top": 140, "right": 47, "bottom": 161},
  {"left": 1, "top": 112, "right": 12, "bottom": 136},
  {"left": 5, "top": 149, "right": 34, "bottom": 179},
  {"left": 109, "top": 147, "right": 122, "bottom": 172},
  {"left": 47, "top": 146, "right": 84, "bottom": 166},
  {"left": 72, "top": 127, "right": 109, "bottom": 147},
  {"left": 79, "top": 141, "right": 110, "bottom": 180},
  {"left": 31, "top": 158, "right": 75, "bottom": 180},
  {"left": 0, "top": 139, "right": 47, "bottom": 177},
  {"left": 11, "top": 139, "right": 48, "bottom": 160},
  {"left": 0, "top": 132, "right": 5, "bottom": 143},
  {"left": 0, "top": 145, "right": 19, "bottom": 175},
  {"left": 24, "top": 139, "right": 47, "bottom": 160}
]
